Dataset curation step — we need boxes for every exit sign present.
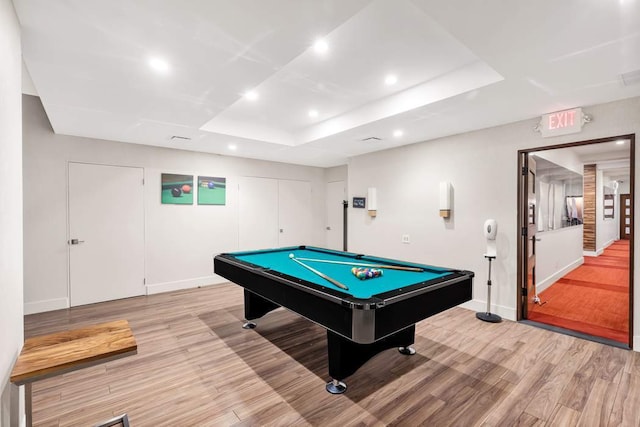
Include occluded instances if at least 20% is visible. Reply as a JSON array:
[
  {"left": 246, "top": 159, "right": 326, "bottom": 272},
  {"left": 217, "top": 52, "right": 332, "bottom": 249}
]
[{"left": 539, "top": 107, "right": 584, "bottom": 137}]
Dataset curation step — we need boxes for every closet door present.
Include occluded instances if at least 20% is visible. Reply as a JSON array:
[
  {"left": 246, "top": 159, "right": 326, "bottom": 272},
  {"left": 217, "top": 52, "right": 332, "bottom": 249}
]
[
  {"left": 278, "top": 179, "right": 311, "bottom": 247},
  {"left": 238, "top": 177, "right": 278, "bottom": 250},
  {"left": 68, "top": 162, "right": 145, "bottom": 306}
]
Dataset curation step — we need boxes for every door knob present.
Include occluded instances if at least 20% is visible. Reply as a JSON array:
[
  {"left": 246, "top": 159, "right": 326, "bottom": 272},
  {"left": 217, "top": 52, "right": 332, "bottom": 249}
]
[{"left": 69, "top": 239, "right": 85, "bottom": 245}]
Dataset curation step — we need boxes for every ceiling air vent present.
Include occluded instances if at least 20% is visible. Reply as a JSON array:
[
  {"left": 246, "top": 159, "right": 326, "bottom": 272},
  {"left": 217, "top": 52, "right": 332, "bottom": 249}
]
[
  {"left": 361, "top": 137, "right": 382, "bottom": 142},
  {"left": 170, "top": 135, "right": 191, "bottom": 142},
  {"left": 620, "top": 69, "right": 640, "bottom": 86}
]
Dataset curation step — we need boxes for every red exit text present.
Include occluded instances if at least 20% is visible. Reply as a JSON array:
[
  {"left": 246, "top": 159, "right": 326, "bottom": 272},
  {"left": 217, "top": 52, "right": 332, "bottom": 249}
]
[
  {"left": 548, "top": 109, "right": 576, "bottom": 129},
  {"left": 540, "top": 107, "right": 583, "bottom": 137}
]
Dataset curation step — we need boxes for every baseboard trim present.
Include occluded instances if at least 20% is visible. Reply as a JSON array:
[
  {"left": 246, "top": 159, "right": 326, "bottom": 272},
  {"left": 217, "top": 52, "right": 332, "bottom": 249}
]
[
  {"left": 585, "top": 239, "right": 619, "bottom": 257},
  {"left": 146, "top": 275, "right": 227, "bottom": 295},
  {"left": 23, "top": 278, "right": 231, "bottom": 313},
  {"left": 634, "top": 335, "right": 640, "bottom": 352},
  {"left": 536, "top": 257, "right": 584, "bottom": 294},
  {"left": 459, "top": 299, "right": 516, "bottom": 322},
  {"left": 583, "top": 249, "right": 604, "bottom": 257},
  {"left": 24, "top": 297, "right": 69, "bottom": 315}
]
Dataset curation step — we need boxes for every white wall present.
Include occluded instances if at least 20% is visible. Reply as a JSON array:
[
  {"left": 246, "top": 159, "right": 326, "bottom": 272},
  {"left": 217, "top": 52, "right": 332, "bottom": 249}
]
[
  {"left": 348, "top": 125, "right": 521, "bottom": 320},
  {"left": 596, "top": 169, "right": 618, "bottom": 252},
  {"left": 536, "top": 226, "right": 584, "bottom": 293},
  {"left": 22, "top": 95, "right": 327, "bottom": 313},
  {"left": 535, "top": 148, "right": 583, "bottom": 175},
  {"left": 0, "top": 0, "right": 23, "bottom": 424},
  {"left": 348, "top": 95, "right": 640, "bottom": 350},
  {"left": 325, "top": 165, "right": 348, "bottom": 183},
  {"left": 618, "top": 180, "right": 631, "bottom": 194}
]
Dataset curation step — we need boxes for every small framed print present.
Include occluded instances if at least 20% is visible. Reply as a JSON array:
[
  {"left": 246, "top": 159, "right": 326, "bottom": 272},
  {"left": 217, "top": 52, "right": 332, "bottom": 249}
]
[
  {"left": 161, "top": 173, "right": 193, "bottom": 205},
  {"left": 198, "top": 176, "right": 226, "bottom": 205},
  {"left": 353, "top": 197, "right": 366, "bottom": 208}
]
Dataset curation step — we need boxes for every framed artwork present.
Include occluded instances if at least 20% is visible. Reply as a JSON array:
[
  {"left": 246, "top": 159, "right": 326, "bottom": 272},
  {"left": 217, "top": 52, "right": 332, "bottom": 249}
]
[
  {"left": 161, "top": 173, "right": 194, "bottom": 205},
  {"left": 198, "top": 176, "right": 226, "bottom": 205},
  {"left": 353, "top": 197, "right": 366, "bottom": 208},
  {"left": 604, "top": 194, "right": 614, "bottom": 219}
]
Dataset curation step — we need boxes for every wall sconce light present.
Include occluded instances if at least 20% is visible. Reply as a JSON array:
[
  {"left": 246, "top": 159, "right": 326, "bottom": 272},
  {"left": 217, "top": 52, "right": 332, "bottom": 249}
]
[
  {"left": 439, "top": 181, "right": 452, "bottom": 218},
  {"left": 367, "top": 187, "right": 377, "bottom": 217}
]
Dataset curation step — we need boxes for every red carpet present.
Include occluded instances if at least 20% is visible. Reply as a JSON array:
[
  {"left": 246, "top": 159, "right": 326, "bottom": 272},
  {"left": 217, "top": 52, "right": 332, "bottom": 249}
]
[{"left": 528, "top": 240, "right": 630, "bottom": 344}]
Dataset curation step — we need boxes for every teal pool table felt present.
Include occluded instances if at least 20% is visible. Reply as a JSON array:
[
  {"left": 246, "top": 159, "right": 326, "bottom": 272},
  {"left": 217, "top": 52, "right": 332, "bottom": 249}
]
[{"left": 234, "top": 247, "right": 453, "bottom": 299}]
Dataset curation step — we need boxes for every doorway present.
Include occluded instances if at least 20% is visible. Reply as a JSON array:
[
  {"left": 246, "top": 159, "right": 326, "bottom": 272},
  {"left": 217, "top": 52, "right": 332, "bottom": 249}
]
[
  {"left": 517, "top": 135, "right": 635, "bottom": 347},
  {"left": 68, "top": 162, "right": 145, "bottom": 306}
]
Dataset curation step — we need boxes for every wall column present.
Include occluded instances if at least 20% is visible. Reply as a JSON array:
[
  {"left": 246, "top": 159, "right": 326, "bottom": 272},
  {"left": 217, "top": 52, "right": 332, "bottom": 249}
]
[{"left": 583, "top": 164, "right": 596, "bottom": 251}]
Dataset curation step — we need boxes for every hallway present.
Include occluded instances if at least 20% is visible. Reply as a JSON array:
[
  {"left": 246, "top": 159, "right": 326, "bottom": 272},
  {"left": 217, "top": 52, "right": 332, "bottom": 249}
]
[{"left": 528, "top": 240, "right": 630, "bottom": 344}]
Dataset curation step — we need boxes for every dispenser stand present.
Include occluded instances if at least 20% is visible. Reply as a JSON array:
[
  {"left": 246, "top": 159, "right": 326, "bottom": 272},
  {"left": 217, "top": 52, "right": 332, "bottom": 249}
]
[{"left": 476, "top": 255, "right": 502, "bottom": 323}]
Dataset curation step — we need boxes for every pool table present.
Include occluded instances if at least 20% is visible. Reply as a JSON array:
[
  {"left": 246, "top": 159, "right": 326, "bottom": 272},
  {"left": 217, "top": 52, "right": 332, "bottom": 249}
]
[{"left": 214, "top": 245, "right": 474, "bottom": 394}]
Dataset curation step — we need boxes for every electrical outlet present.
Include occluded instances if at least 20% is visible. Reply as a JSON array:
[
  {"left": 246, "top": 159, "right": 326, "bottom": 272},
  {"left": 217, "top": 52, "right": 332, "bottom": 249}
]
[{"left": 402, "top": 234, "right": 410, "bottom": 244}]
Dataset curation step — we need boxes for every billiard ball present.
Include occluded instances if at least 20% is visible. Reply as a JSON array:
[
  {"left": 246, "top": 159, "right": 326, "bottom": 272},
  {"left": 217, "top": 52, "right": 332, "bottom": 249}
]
[
  {"left": 182, "top": 184, "right": 192, "bottom": 194},
  {"left": 171, "top": 187, "right": 182, "bottom": 197},
  {"left": 207, "top": 181, "right": 215, "bottom": 189}
]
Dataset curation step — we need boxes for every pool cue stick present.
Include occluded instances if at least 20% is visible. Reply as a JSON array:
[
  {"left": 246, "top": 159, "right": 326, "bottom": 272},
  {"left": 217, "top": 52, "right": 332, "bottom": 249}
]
[
  {"left": 289, "top": 254, "right": 349, "bottom": 290},
  {"left": 295, "top": 257, "right": 424, "bottom": 272}
]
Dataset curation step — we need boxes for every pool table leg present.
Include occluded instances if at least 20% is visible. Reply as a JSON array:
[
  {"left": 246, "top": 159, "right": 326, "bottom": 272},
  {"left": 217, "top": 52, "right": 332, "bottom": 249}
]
[
  {"left": 326, "top": 379, "right": 347, "bottom": 394},
  {"left": 398, "top": 346, "right": 416, "bottom": 355},
  {"left": 326, "top": 325, "right": 415, "bottom": 393},
  {"left": 243, "top": 289, "right": 280, "bottom": 328}
]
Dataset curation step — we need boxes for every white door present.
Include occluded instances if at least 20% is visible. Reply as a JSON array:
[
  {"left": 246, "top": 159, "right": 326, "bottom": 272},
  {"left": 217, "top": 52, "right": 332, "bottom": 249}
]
[
  {"left": 68, "top": 163, "right": 145, "bottom": 306},
  {"left": 326, "top": 181, "right": 345, "bottom": 250},
  {"left": 238, "top": 177, "right": 279, "bottom": 250},
  {"left": 278, "top": 180, "right": 312, "bottom": 246}
]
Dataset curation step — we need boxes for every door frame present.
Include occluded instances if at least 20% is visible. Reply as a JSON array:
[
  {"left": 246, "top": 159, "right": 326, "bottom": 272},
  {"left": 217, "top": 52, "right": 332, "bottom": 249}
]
[
  {"left": 516, "top": 134, "right": 635, "bottom": 348},
  {"left": 519, "top": 153, "right": 538, "bottom": 319}
]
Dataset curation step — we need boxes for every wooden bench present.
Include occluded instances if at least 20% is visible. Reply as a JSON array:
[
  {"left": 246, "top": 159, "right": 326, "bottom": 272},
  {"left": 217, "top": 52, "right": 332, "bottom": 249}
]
[{"left": 10, "top": 319, "right": 137, "bottom": 427}]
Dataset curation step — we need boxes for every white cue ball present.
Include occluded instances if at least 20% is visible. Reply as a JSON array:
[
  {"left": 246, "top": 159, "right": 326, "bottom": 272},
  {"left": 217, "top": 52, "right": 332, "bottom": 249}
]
[{"left": 289, "top": 253, "right": 294, "bottom": 258}]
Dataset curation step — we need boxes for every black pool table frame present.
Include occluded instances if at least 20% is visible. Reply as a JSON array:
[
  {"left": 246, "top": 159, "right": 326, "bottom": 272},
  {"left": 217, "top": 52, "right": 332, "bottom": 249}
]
[{"left": 214, "top": 246, "right": 474, "bottom": 394}]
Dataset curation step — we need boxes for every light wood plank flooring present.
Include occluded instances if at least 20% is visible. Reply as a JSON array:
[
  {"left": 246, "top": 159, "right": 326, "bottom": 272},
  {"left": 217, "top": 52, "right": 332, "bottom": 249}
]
[{"left": 24, "top": 283, "right": 640, "bottom": 426}]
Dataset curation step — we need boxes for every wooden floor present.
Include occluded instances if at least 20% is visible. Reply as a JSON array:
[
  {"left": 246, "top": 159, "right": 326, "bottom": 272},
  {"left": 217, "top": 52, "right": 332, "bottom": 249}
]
[{"left": 24, "top": 283, "right": 640, "bottom": 427}]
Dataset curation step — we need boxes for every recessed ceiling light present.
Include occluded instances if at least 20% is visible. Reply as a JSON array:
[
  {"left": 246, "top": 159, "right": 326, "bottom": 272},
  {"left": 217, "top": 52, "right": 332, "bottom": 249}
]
[
  {"left": 228, "top": 144, "right": 237, "bottom": 151},
  {"left": 314, "top": 39, "right": 328, "bottom": 54},
  {"left": 244, "top": 91, "right": 259, "bottom": 101},
  {"left": 149, "top": 57, "right": 170, "bottom": 74},
  {"left": 393, "top": 129, "right": 403, "bottom": 138},
  {"left": 616, "top": 140, "right": 626, "bottom": 145},
  {"left": 308, "top": 109, "right": 319, "bottom": 118},
  {"left": 385, "top": 74, "right": 398, "bottom": 85}
]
